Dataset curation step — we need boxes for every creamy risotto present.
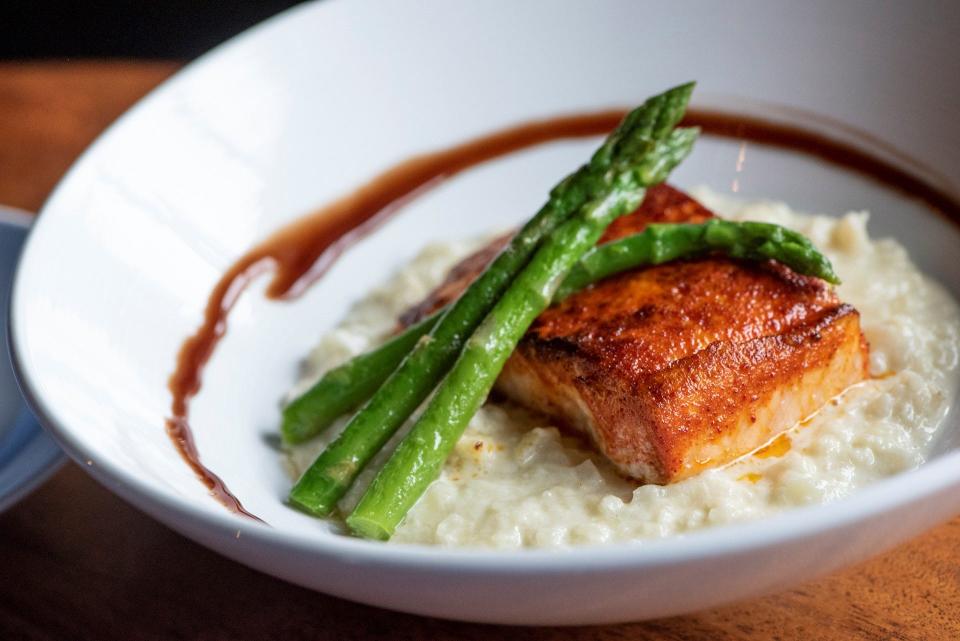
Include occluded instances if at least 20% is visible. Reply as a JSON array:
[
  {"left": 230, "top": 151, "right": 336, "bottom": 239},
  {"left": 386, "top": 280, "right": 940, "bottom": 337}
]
[{"left": 285, "top": 188, "right": 960, "bottom": 548}]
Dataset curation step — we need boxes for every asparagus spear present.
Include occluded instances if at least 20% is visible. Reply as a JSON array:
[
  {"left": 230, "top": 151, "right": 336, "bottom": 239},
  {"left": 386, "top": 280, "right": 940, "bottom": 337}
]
[
  {"left": 281, "top": 312, "right": 439, "bottom": 445},
  {"left": 288, "top": 83, "right": 696, "bottom": 516},
  {"left": 557, "top": 218, "right": 840, "bottom": 298},
  {"left": 346, "top": 127, "right": 700, "bottom": 540},
  {"left": 283, "top": 219, "right": 838, "bottom": 444},
  {"left": 703, "top": 220, "right": 839, "bottom": 283}
]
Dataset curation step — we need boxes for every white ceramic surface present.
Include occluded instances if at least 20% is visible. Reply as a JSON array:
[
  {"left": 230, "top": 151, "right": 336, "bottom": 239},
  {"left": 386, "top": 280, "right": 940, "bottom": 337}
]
[
  {"left": 10, "top": 0, "right": 960, "bottom": 625},
  {"left": 0, "top": 206, "right": 63, "bottom": 513}
]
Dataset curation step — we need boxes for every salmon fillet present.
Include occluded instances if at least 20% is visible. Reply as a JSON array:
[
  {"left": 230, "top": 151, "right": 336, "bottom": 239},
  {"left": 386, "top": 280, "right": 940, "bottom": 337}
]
[{"left": 403, "top": 184, "right": 869, "bottom": 484}]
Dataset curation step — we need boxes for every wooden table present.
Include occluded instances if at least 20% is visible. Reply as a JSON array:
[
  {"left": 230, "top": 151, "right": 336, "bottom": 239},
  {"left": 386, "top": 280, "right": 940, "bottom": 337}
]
[{"left": 0, "top": 61, "right": 957, "bottom": 641}]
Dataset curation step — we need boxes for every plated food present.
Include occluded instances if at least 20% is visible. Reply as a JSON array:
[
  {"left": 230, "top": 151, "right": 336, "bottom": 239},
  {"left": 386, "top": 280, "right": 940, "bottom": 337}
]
[
  {"left": 404, "top": 186, "right": 866, "bottom": 486},
  {"left": 276, "top": 85, "right": 960, "bottom": 546},
  {"left": 11, "top": 0, "right": 960, "bottom": 623}
]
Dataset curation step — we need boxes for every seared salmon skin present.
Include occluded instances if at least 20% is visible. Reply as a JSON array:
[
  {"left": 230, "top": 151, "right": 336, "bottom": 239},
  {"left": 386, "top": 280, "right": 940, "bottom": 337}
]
[{"left": 404, "top": 185, "right": 869, "bottom": 483}]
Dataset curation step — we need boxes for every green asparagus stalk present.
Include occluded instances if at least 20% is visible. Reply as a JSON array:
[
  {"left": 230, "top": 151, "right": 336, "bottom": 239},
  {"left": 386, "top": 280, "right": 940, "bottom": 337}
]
[
  {"left": 283, "top": 218, "right": 838, "bottom": 444},
  {"left": 346, "top": 127, "right": 700, "bottom": 540},
  {"left": 703, "top": 219, "right": 839, "bottom": 283},
  {"left": 557, "top": 218, "right": 840, "bottom": 298},
  {"left": 288, "top": 83, "right": 696, "bottom": 516},
  {"left": 281, "top": 311, "right": 440, "bottom": 445}
]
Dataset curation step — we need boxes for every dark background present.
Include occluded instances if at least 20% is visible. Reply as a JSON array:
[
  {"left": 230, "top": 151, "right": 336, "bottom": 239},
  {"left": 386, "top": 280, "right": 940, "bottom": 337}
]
[{"left": 2, "top": 1, "right": 304, "bottom": 59}]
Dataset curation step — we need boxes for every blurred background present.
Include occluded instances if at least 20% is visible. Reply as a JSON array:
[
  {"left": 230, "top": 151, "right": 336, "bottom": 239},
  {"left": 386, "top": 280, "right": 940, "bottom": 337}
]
[
  {"left": 0, "top": 1, "right": 310, "bottom": 214},
  {"left": 2, "top": 1, "right": 302, "bottom": 59}
]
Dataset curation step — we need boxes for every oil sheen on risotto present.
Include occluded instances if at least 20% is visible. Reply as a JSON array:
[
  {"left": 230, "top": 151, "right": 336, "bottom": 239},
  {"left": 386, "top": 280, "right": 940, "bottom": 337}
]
[{"left": 285, "top": 188, "right": 960, "bottom": 548}]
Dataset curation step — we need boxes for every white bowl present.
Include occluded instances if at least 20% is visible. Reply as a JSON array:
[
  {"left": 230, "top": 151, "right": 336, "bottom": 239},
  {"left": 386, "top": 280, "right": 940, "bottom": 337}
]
[{"left": 10, "top": 0, "right": 960, "bottom": 625}]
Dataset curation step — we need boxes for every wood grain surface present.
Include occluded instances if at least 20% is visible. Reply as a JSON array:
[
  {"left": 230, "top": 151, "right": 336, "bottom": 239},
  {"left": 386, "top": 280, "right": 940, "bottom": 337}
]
[{"left": 0, "top": 61, "right": 957, "bottom": 641}]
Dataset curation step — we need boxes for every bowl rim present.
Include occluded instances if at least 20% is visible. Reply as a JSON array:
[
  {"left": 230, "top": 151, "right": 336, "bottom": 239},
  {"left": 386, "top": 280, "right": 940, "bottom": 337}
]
[{"left": 9, "top": 0, "right": 960, "bottom": 573}]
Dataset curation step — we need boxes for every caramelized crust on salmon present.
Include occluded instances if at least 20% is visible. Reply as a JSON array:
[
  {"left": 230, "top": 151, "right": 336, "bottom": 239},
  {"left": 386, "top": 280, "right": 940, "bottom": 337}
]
[{"left": 403, "top": 184, "right": 869, "bottom": 483}]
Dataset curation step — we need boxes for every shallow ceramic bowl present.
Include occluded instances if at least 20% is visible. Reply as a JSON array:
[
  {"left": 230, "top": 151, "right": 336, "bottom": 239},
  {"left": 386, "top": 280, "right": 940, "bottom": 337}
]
[{"left": 10, "top": 0, "right": 960, "bottom": 625}]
